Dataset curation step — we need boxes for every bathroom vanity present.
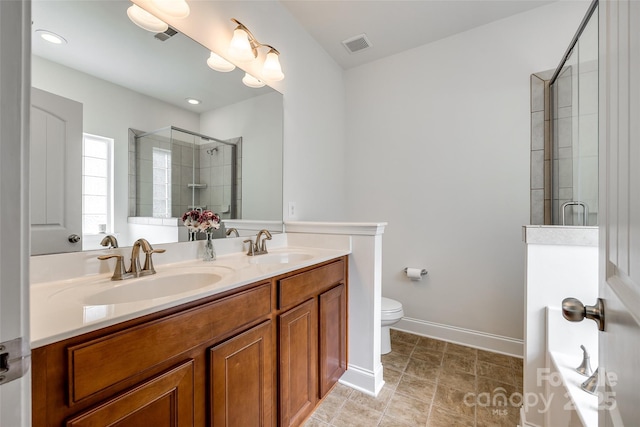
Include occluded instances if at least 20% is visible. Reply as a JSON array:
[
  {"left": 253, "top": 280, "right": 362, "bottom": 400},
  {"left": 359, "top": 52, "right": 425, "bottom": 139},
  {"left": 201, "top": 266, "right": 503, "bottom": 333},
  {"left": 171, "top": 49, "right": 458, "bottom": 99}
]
[{"left": 30, "top": 250, "right": 348, "bottom": 426}]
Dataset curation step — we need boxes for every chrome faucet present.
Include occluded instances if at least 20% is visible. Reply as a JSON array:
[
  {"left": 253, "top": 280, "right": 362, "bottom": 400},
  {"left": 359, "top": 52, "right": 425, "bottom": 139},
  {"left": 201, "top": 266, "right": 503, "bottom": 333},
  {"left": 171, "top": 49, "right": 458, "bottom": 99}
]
[
  {"left": 100, "top": 234, "right": 119, "bottom": 249},
  {"left": 243, "top": 229, "right": 272, "bottom": 256},
  {"left": 98, "top": 238, "right": 165, "bottom": 280},
  {"left": 256, "top": 229, "right": 272, "bottom": 253},
  {"left": 129, "top": 238, "right": 166, "bottom": 276}
]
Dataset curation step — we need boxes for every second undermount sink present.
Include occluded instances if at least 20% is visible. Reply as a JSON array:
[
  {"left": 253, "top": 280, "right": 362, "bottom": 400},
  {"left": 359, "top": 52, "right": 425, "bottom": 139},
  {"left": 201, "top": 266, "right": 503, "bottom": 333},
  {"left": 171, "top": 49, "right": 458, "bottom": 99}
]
[
  {"left": 248, "top": 252, "right": 314, "bottom": 265},
  {"left": 84, "top": 272, "right": 222, "bottom": 305}
]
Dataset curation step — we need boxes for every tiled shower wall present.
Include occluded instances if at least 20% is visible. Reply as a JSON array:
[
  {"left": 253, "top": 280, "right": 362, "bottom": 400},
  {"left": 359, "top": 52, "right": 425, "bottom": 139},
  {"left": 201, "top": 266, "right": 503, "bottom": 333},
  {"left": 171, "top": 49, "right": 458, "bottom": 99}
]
[
  {"left": 128, "top": 130, "right": 241, "bottom": 220},
  {"left": 197, "top": 138, "right": 242, "bottom": 221},
  {"left": 530, "top": 70, "right": 553, "bottom": 225},
  {"left": 531, "top": 63, "right": 598, "bottom": 226}
]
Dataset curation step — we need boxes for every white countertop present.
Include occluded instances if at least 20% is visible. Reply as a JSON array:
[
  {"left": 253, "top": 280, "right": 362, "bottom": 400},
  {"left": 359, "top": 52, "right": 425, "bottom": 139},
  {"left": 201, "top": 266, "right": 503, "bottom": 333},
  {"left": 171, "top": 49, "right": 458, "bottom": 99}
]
[{"left": 31, "top": 245, "right": 350, "bottom": 348}]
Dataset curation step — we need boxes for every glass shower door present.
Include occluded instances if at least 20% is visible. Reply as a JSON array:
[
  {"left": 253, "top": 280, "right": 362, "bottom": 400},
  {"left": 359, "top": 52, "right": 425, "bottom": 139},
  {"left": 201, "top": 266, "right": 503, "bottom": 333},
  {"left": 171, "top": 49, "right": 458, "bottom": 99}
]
[{"left": 550, "top": 6, "right": 598, "bottom": 226}]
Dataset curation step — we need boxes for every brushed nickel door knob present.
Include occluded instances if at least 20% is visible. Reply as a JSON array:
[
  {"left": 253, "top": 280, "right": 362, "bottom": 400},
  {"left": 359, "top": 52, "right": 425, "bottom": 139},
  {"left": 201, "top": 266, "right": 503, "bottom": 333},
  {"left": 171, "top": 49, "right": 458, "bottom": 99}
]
[{"left": 562, "top": 297, "right": 605, "bottom": 331}]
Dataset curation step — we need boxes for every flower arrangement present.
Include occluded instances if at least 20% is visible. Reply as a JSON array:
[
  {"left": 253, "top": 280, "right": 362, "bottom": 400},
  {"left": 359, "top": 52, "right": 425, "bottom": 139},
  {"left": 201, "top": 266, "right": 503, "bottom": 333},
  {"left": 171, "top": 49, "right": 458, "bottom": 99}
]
[
  {"left": 181, "top": 209, "right": 220, "bottom": 233},
  {"left": 182, "top": 210, "right": 220, "bottom": 261}
]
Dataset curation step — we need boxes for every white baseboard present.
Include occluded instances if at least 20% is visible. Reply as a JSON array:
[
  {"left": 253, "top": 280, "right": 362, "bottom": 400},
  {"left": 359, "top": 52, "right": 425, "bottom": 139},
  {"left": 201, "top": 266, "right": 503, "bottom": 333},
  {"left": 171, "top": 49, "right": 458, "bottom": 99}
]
[
  {"left": 339, "top": 363, "right": 384, "bottom": 397},
  {"left": 395, "top": 317, "right": 524, "bottom": 358}
]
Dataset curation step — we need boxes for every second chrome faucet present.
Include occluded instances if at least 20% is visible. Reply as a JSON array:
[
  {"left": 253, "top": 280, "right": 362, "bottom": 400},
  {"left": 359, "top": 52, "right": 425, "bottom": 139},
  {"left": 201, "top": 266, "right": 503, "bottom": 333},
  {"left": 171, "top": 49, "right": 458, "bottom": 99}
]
[
  {"left": 98, "top": 238, "right": 166, "bottom": 280},
  {"left": 243, "top": 229, "right": 272, "bottom": 256}
]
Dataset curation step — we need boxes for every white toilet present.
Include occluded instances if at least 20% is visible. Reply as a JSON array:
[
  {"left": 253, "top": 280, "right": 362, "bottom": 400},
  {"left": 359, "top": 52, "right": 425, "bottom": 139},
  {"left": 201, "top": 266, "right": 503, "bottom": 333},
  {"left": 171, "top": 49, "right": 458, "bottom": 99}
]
[{"left": 381, "top": 297, "right": 404, "bottom": 354}]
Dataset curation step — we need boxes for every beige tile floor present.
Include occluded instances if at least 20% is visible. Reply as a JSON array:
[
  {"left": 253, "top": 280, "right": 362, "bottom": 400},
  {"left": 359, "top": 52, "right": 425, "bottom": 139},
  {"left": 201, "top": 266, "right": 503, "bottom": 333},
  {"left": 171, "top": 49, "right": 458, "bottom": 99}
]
[{"left": 305, "top": 330, "right": 523, "bottom": 427}]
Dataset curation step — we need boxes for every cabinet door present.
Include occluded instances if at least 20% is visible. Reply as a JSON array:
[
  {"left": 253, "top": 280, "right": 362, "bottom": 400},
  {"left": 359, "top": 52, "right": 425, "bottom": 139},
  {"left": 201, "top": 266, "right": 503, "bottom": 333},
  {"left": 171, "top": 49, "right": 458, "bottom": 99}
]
[
  {"left": 210, "top": 320, "right": 274, "bottom": 427},
  {"left": 319, "top": 284, "right": 347, "bottom": 397},
  {"left": 279, "top": 299, "right": 318, "bottom": 427},
  {"left": 66, "top": 360, "right": 194, "bottom": 427}
]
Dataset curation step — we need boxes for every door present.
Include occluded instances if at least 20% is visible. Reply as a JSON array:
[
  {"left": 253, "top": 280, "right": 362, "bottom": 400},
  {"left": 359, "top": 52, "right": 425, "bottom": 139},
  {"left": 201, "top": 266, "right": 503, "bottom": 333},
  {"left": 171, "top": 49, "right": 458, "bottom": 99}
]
[
  {"left": 0, "top": 1, "right": 31, "bottom": 426},
  {"left": 65, "top": 360, "right": 194, "bottom": 426},
  {"left": 210, "top": 321, "right": 274, "bottom": 427},
  {"left": 279, "top": 299, "right": 318, "bottom": 427},
  {"left": 598, "top": 0, "right": 640, "bottom": 424},
  {"left": 30, "top": 87, "right": 82, "bottom": 255},
  {"left": 318, "top": 284, "right": 347, "bottom": 398}
]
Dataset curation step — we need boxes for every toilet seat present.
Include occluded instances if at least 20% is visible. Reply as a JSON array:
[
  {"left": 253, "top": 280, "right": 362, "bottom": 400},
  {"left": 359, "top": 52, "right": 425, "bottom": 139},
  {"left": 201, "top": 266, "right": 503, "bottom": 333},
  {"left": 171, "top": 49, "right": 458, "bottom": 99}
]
[
  {"left": 381, "top": 297, "right": 403, "bottom": 313},
  {"left": 381, "top": 297, "right": 404, "bottom": 322}
]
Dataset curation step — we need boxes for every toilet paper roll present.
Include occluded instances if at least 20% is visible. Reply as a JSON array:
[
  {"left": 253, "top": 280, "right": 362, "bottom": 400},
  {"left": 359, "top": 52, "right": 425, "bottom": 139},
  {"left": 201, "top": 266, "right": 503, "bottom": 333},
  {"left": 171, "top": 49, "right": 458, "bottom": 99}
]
[{"left": 406, "top": 268, "right": 423, "bottom": 281}]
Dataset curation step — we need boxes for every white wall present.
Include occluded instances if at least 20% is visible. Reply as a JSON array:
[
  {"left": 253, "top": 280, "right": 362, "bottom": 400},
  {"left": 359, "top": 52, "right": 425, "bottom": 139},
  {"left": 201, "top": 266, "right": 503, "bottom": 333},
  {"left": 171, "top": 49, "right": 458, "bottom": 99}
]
[
  {"left": 31, "top": 56, "right": 200, "bottom": 245},
  {"left": 343, "top": 1, "right": 591, "bottom": 353},
  {"left": 200, "top": 92, "right": 283, "bottom": 221}
]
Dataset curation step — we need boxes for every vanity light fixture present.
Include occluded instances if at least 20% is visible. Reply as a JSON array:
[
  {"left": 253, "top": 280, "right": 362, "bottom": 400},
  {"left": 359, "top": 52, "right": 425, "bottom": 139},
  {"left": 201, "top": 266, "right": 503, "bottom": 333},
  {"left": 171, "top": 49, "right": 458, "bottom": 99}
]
[
  {"left": 35, "top": 29, "right": 67, "bottom": 45},
  {"left": 227, "top": 19, "right": 285, "bottom": 82},
  {"left": 242, "top": 73, "right": 265, "bottom": 88},
  {"left": 262, "top": 49, "right": 284, "bottom": 81},
  {"left": 206, "top": 52, "right": 236, "bottom": 73},
  {"left": 185, "top": 98, "right": 201, "bottom": 105},
  {"left": 150, "top": 0, "right": 190, "bottom": 19},
  {"left": 127, "top": 4, "right": 169, "bottom": 33}
]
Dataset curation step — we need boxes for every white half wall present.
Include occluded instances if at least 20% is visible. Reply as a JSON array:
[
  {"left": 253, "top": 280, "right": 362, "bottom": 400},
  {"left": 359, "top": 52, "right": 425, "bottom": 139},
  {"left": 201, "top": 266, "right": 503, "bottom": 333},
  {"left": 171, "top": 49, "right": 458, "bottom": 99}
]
[{"left": 343, "top": 1, "right": 591, "bottom": 351}]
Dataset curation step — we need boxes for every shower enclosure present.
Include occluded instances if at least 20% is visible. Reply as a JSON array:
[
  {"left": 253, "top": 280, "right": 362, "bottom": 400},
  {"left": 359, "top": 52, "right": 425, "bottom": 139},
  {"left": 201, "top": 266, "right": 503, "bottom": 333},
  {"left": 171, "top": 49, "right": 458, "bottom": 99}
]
[
  {"left": 549, "top": 2, "right": 598, "bottom": 225},
  {"left": 130, "top": 126, "right": 241, "bottom": 220}
]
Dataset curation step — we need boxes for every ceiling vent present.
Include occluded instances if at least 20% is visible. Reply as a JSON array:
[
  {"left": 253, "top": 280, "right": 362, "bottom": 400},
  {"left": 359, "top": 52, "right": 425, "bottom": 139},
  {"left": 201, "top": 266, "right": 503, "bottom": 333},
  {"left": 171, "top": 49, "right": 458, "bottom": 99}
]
[
  {"left": 342, "top": 34, "right": 372, "bottom": 54},
  {"left": 154, "top": 27, "right": 178, "bottom": 42}
]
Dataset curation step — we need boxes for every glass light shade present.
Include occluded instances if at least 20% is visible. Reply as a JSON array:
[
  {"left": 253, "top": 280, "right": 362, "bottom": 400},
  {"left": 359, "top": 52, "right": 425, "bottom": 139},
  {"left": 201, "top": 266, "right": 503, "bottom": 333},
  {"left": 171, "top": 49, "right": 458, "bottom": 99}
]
[
  {"left": 206, "top": 52, "right": 236, "bottom": 72},
  {"left": 228, "top": 28, "right": 255, "bottom": 62},
  {"left": 242, "top": 73, "right": 265, "bottom": 88},
  {"left": 262, "top": 51, "right": 284, "bottom": 81},
  {"left": 127, "top": 5, "right": 168, "bottom": 33},
  {"left": 150, "top": 0, "right": 190, "bottom": 19}
]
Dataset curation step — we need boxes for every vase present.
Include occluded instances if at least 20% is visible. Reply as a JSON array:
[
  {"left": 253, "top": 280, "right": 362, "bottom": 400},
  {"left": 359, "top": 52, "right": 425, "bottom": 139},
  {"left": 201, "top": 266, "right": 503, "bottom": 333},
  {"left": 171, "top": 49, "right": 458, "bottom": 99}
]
[{"left": 203, "top": 231, "right": 216, "bottom": 261}]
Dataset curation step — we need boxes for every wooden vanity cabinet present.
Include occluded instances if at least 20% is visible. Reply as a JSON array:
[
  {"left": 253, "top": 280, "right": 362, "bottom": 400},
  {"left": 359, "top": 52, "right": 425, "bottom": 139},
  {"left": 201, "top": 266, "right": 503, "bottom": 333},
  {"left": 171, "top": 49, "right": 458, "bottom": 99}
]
[
  {"left": 277, "top": 258, "right": 348, "bottom": 427},
  {"left": 32, "top": 282, "right": 274, "bottom": 427},
  {"left": 31, "top": 256, "right": 348, "bottom": 427}
]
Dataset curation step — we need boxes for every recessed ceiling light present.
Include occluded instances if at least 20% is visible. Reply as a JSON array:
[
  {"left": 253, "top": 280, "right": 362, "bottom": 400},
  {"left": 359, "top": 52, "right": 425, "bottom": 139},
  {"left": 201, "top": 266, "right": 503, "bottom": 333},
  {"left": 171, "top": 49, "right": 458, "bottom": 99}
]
[
  {"left": 35, "top": 30, "right": 67, "bottom": 45},
  {"left": 186, "top": 98, "right": 201, "bottom": 105}
]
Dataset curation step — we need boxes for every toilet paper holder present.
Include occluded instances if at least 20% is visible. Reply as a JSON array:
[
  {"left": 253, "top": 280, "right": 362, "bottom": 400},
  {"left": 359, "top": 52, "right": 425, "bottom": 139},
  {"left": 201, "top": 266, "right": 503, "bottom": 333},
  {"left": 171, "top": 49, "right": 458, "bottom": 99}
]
[{"left": 403, "top": 268, "right": 428, "bottom": 277}]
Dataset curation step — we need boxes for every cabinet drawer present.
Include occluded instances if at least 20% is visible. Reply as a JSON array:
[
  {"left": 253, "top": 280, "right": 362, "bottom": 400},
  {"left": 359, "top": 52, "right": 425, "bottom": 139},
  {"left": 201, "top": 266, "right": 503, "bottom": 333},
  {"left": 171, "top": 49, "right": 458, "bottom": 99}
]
[
  {"left": 278, "top": 259, "right": 345, "bottom": 310},
  {"left": 68, "top": 282, "right": 271, "bottom": 404}
]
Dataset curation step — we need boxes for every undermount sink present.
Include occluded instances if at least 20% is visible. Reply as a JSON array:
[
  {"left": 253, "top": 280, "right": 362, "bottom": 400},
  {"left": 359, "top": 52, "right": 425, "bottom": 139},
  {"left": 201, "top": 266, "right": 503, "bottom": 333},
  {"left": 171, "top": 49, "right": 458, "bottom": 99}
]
[
  {"left": 84, "top": 272, "right": 222, "bottom": 305},
  {"left": 248, "top": 252, "right": 313, "bottom": 265}
]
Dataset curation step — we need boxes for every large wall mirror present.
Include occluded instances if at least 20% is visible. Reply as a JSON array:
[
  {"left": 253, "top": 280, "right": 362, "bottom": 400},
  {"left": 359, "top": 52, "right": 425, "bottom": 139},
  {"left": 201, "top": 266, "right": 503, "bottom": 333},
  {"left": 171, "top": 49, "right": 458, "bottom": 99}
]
[{"left": 31, "top": 0, "right": 283, "bottom": 255}]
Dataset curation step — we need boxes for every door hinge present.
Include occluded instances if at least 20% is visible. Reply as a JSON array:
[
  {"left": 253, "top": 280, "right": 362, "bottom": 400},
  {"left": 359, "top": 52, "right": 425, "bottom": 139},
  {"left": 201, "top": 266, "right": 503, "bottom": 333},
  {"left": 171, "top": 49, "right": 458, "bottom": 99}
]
[{"left": 0, "top": 337, "right": 29, "bottom": 385}]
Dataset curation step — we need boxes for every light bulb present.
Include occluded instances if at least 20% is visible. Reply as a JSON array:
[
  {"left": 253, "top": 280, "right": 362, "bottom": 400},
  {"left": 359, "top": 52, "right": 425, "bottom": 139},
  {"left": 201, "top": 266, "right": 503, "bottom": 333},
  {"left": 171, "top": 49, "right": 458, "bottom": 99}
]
[
  {"left": 242, "top": 73, "right": 265, "bottom": 88},
  {"left": 206, "top": 52, "right": 236, "bottom": 72},
  {"left": 127, "top": 4, "right": 168, "bottom": 33},
  {"left": 228, "top": 28, "right": 255, "bottom": 62},
  {"left": 262, "top": 50, "right": 284, "bottom": 81},
  {"left": 150, "top": 0, "right": 190, "bottom": 19}
]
